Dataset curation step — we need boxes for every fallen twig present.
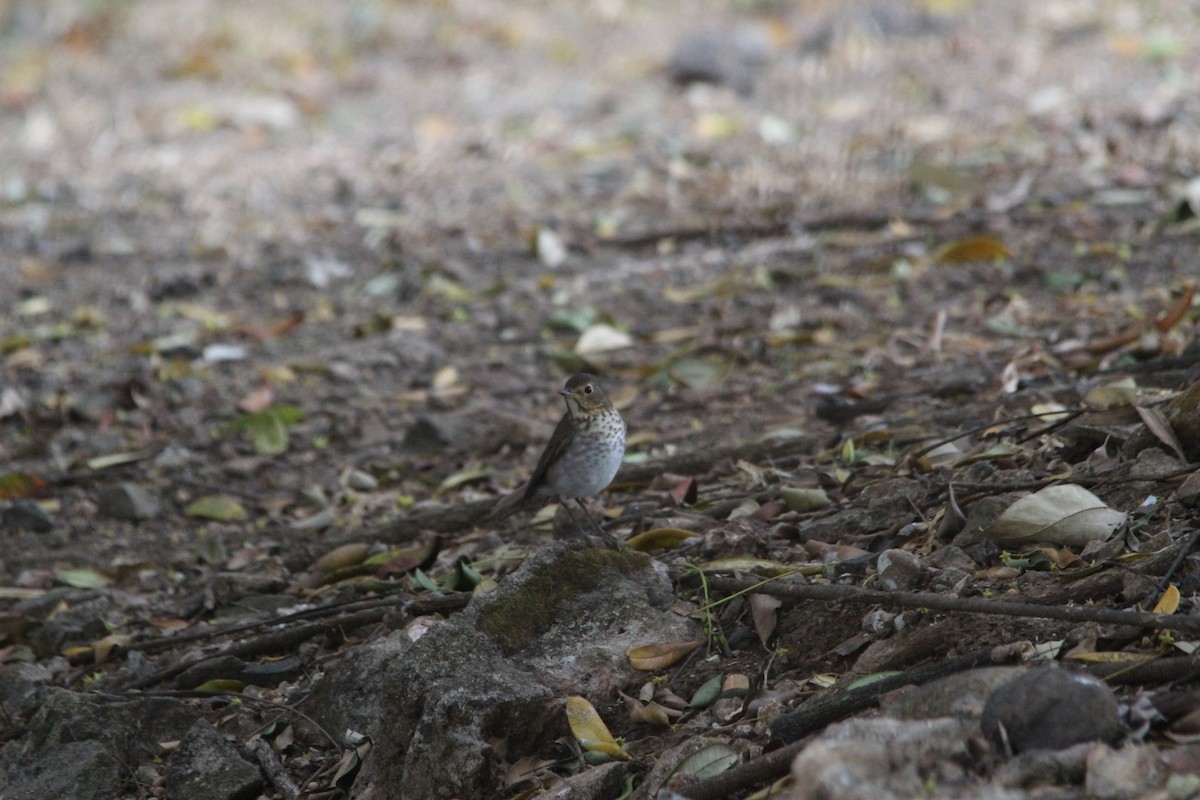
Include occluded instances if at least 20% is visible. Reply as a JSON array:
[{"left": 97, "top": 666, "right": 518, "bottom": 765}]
[
  {"left": 249, "top": 737, "right": 300, "bottom": 800},
  {"left": 694, "top": 574, "right": 1200, "bottom": 635}
]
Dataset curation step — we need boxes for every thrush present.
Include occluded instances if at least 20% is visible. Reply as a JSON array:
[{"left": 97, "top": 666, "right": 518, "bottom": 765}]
[{"left": 491, "top": 373, "right": 626, "bottom": 548}]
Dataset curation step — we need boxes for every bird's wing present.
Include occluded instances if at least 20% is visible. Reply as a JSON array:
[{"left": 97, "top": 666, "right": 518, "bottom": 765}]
[{"left": 522, "top": 413, "right": 576, "bottom": 500}]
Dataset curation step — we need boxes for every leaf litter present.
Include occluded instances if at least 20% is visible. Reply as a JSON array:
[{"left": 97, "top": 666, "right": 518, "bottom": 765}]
[{"left": 4, "top": 1, "right": 1200, "bottom": 799}]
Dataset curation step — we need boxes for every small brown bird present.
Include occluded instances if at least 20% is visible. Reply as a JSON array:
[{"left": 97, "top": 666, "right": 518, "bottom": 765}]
[{"left": 491, "top": 373, "right": 626, "bottom": 547}]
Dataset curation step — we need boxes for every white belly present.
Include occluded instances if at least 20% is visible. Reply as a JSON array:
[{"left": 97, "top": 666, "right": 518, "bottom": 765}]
[{"left": 545, "top": 429, "right": 625, "bottom": 499}]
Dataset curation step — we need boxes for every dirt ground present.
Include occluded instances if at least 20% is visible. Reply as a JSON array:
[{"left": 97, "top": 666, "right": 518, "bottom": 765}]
[{"left": 4, "top": 0, "right": 1200, "bottom": 798}]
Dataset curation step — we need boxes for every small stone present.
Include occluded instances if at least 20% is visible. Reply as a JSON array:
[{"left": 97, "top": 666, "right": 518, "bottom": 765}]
[
  {"left": 1176, "top": 468, "right": 1200, "bottom": 508},
  {"left": 876, "top": 549, "right": 925, "bottom": 590},
  {"left": 668, "top": 25, "right": 773, "bottom": 94},
  {"left": 154, "top": 444, "right": 195, "bottom": 469},
  {"left": 344, "top": 469, "right": 378, "bottom": 491},
  {"left": 862, "top": 609, "right": 896, "bottom": 636},
  {"left": 96, "top": 483, "right": 162, "bottom": 521},
  {"left": 166, "top": 719, "right": 263, "bottom": 800},
  {"left": 981, "top": 668, "right": 1121, "bottom": 755},
  {"left": 1085, "top": 743, "right": 1167, "bottom": 800},
  {"left": 1, "top": 501, "right": 54, "bottom": 532}
]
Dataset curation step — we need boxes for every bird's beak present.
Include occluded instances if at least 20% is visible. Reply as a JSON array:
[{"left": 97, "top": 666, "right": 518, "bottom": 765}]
[{"left": 559, "top": 388, "right": 572, "bottom": 397}]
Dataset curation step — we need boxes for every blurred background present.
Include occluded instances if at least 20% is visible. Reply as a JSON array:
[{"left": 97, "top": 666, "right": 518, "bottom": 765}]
[{"left": 3, "top": 0, "right": 1195, "bottom": 270}]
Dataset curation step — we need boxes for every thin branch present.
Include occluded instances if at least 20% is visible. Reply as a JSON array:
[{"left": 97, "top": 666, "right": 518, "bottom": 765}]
[{"left": 695, "top": 574, "right": 1200, "bottom": 635}]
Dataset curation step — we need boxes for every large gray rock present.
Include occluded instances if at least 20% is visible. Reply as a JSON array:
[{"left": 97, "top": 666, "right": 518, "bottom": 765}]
[
  {"left": 785, "top": 717, "right": 1008, "bottom": 800},
  {"left": 2, "top": 740, "right": 124, "bottom": 800},
  {"left": 0, "top": 688, "right": 200, "bottom": 799},
  {"left": 350, "top": 543, "right": 697, "bottom": 800}
]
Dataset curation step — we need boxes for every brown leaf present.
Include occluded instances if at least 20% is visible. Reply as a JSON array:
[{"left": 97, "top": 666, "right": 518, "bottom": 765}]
[
  {"left": 626, "top": 528, "right": 700, "bottom": 552},
  {"left": 315, "top": 543, "right": 371, "bottom": 573},
  {"left": 934, "top": 235, "right": 1010, "bottom": 264},
  {"left": 1134, "top": 405, "right": 1186, "bottom": 462},
  {"left": 1155, "top": 283, "right": 1195, "bottom": 333},
  {"left": 668, "top": 475, "right": 698, "bottom": 506},
  {"left": 627, "top": 640, "right": 704, "bottom": 670},
  {"left": 238, "top": 385, "right": 275, "bottom": 413},
  {"left": 0, "top": 473, "right": 50, "bottom": 500},
  {"left": 750, "top": 593, "right": 782, "bottom": 645},
  {"left": 237, "top": 311, "right": 305, "bottom": 341}
]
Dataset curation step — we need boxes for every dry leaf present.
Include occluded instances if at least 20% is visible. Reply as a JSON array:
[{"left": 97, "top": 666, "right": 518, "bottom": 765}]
[
  {"left": 565, "top": 696, "right": 630, "bottom": 760},
  {"left": 627, "top": 640, "right": 703, "bottom": 670},
  {"left": 779, "top": 486, "right": 830, "bottom": 513},
  {"left": 238, "top": 385, "right": 274, "bottom": 413},
  {"left": 749, "top": 593, "right": 782, "bottom": 645},
  {"left": 670, "top": 742, "right": 739, "bottom": 779},
  {"left": 93, "top": 634, "right": 134, "bottom": 663},
  {"left": 626, "top": 528, "right": 700, "bottom": 552},
  {"left": 1086, "top": 378, "right": 1139, "bottom": 409},
  {"left": 314, "top": 543, "right": 370, "bottom": 573},
  {"left": 988, "top": 485, "right": 1125, "bottom": 546},
  {"left": 933, "top": 235, "right": 1011, "bottom": 264},
  {"left": 1154, "top": 584, "right": 1181, "bottom": 615},
  {"left": 184, "top": 495, "right": 248, "bottom": 522},
  {"left": 1135, "top": 405, "right": 1186, "bottom": 462},
  {"left": 575, "top": 323, "right": 632, "bottom": 354}
]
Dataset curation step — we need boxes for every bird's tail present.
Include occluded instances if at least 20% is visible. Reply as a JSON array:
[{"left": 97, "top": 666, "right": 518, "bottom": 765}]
[{"left": 489, "top": 484, "right": 529, "bottom": 521}]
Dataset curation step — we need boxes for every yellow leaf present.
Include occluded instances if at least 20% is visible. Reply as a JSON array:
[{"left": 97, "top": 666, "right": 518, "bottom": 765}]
[
  {"left": 933, "top": 236, "right": 1011, "bottom": 264},
  {"left": 1154, "top": 584, "right": 1181, "bottom": 615},
  {"left": 626, "top": 528, "right": 699, "bottom": 552},
  {"left": 565, "top": 696, "right": 630, "bottom": 760},
  {"left": 695, "top": 112, "right": 740, "bottom": 139},
  {"left": 314, "top": 543, "right": 371, "bottom": 573},
  {"left": 626, "top": 640, "right": 703, "bottom": 671},
  {"left": 184, "top": 495, "right": 248, "bottom": 521},
  {"left": 194, "top": 679, "right": 245, "bottom": 693},
  {"left": 93, "top": 634, "right": 134, "bottom": 664}
]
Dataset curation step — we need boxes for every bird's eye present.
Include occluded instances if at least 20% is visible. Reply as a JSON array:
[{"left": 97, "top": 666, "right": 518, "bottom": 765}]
[{"left": 583, "top": 385, "right": 593, "bottom": 394}]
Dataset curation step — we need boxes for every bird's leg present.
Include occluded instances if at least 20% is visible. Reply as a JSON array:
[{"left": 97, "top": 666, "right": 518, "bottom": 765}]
[
  {"left": 559, "top": 501, "right": 603, "bottom": 548},
  {"left": 574, "top": 498, "right": 621, "bottom": 550}
]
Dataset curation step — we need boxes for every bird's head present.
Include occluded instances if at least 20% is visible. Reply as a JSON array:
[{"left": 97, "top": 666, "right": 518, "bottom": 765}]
[{"left": 559, "top": 373, "right": 612, "bottom": 417}]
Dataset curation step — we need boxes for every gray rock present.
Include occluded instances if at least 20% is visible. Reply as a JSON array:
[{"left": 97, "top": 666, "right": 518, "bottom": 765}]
[
  {"left": 2, "top": 739, "right": 124, "bottom": 800},
  {"left": 19, "top": 589, "right": 133, "bottom": 658},
  {"left": 358, "top": 543, "right": 698, "bottom": 800},
  {"left": 1085, "top": 743, "right": 1167, "bottom": 800},
  {"left": 876, "top": 549, "right": 925, "bottom": 590},
  {"left": 883, "top": 667, "right": 1024, "bottom": 723},
  {"left": 96, "top": 482, "right": 162, "bottom": 520},
  {"left": 0, "top": 500, "right": 54, "bottom": 532},
  {"left": 668, "top": 26, "right": 772, "bottom": 94},
  {"left": 304, "top": 631, "right": 412, "bottom": 741},
  {"left": 166, "top": 719, "right": 263, "bottom": 800},
  {"left": 992, "top": 741, "right": 1091, "bottom": 788},
  {"left": 981, "top": 667, "right": 1122, "bottom": 755},
  {"left": 0, "top": 688, "right": 199, "bottom": 800},
  {"left": 786, "top": 717, "right": 998, "bottom": 800},
  {"left": 344, "top": 468, "right": 378, "bottom": 491}
]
